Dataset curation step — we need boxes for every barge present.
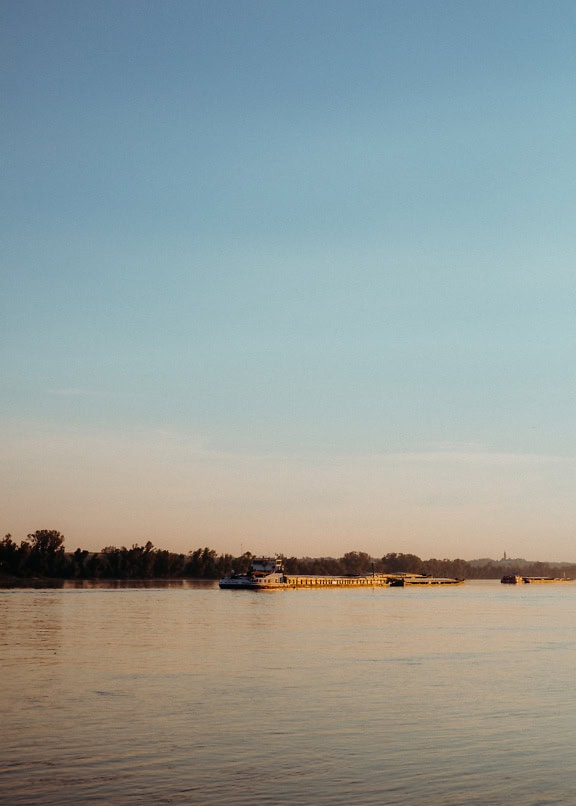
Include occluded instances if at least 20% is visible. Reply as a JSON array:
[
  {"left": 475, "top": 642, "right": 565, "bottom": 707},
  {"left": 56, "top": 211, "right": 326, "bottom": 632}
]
[
  {"left": 501, "top": 574, "right": 573, "bottom": 584},
  {"left": 219, "top": 558, "right": 465, "bottom": 590},
  {"left": 389, "top": 576, "right": 465, "bottom": 587}
]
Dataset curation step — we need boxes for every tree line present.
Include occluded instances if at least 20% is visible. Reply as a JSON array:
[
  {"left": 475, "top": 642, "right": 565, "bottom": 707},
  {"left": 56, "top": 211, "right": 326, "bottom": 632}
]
[{"left": 2, "top": 531, "right": 575, "bottom": 582}]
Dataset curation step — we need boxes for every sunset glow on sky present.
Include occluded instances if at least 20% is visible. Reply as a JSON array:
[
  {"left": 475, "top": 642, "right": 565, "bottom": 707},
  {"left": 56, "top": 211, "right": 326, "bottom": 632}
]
[{"left": 3, "top": 1, "right": 576, "bottom": 561}]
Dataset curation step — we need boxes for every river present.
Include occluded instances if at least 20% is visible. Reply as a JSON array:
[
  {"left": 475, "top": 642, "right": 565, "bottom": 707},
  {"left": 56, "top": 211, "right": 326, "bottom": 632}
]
[{"left": 1, "top": 579, "right": 576, "bottom": 804}]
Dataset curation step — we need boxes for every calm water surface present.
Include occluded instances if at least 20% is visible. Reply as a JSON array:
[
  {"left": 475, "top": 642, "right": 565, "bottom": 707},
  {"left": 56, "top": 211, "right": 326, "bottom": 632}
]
[{"left": 1, "top": 580, "right": 576, "bottom": 805}]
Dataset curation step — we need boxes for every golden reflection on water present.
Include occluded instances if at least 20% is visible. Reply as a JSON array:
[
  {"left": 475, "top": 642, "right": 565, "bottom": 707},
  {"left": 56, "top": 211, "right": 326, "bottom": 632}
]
[{"left": 1, "top": 581, "right": 576, "bottom": 804}]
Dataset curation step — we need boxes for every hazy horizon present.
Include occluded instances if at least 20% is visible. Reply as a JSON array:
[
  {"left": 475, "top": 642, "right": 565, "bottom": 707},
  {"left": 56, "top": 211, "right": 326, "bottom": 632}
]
[{"left": 3, "top": 1, "right": 576, "bottom": 562}]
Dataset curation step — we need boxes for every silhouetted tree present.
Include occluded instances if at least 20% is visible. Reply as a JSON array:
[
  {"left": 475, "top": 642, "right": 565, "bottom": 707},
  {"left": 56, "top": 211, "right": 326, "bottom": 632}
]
[
  {"left": 27, "top": 530, "right": 66, "bottom": 576},
  {"left": 382, "top": 552, "right": 423, "bottom": 574},
  {"left": 153, "top": 549, "right": 187, "bottom": 577},
  {"left": 340, "top": 551, "right": 374, "bottom": 574},
  {"left": 70, "top": 548, "right": 90, "bottom": 578},
  {"left": 186, "top": 547, "right": 220, "bottom": 578},
  {"left": 0, "top": 534, "right": 32, "bottom": 576},
  {"left": 7, "top": 529, "right": 576, "bottom": 584}
]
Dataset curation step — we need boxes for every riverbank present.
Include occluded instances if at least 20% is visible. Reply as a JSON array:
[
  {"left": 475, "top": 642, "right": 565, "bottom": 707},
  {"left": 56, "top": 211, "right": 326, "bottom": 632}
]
[
  {"left": 0, "top": 574, "right": 218, "bottom": 589},
  {"left": 0, "top": 573, "right": 68, "bottom": 588}
]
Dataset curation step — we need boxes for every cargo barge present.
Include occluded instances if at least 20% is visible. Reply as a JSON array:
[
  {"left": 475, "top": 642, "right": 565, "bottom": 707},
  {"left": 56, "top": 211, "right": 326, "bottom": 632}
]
[
  {"left": 501, "top": 574, "right": 573, "bottom": 584},
  {"left": 219, "top": 558, "right": 464, "bottom": 590},
  {"left": 389, "top": 576, "right": 465, "bottom": 587}
]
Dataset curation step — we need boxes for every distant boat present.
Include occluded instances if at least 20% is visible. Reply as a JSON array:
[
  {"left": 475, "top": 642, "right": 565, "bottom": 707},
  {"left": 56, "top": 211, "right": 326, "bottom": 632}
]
[
  {"left": 501, "top": 575, "right": 573, "bottom": 584},
  {"left": 389, "top": 576, "right": 465, "bottom": 587},
  {"left": 522, "top": 576, "right": 573, "bottom": 584}
]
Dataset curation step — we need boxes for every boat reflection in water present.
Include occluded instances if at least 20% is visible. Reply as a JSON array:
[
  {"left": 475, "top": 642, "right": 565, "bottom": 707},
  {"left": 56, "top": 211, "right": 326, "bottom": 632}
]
[{"left": 219, "top": 557, "right": 465, "bottom": 590}]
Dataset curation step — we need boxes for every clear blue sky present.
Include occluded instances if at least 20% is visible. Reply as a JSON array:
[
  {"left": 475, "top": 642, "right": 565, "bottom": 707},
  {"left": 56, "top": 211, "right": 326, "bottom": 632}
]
[{"left": 3, "top": 0, "right": 576, "bottom": 560}]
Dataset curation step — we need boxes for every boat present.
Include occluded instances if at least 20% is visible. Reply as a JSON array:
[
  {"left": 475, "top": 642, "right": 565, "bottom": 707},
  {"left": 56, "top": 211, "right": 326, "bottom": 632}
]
[
  {"left": 501, "top": 575, "right": 573, "bottom": 584},
  {"left": 219, "top": 559, "right": 465, "bottom": 590},
  {"left": 219, "top": 557, "right": 288, "bottom": 590},
  {"left": 522, "top": 576, "right": 573, "bottom": 584},
  {"left": 389, "top": 576, "right": 465, "bottom": 587}
]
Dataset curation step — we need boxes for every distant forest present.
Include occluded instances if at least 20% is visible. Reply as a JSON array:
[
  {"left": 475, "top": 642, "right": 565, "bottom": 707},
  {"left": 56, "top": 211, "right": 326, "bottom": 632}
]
[{"left": 1, "top": 530, "right": 575, "bottom": 584}]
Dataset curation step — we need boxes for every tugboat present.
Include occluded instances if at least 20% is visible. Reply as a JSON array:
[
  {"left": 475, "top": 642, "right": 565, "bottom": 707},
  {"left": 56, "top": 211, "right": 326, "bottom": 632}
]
[{"left": 219, "top": 557, "right": 288, "bottom": 590}]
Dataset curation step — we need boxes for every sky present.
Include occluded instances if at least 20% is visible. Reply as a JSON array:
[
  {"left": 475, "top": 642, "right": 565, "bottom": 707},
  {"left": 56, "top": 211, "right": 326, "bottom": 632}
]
[{"left": 2, "top": 0, "right": 576, "bottom": 561}]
